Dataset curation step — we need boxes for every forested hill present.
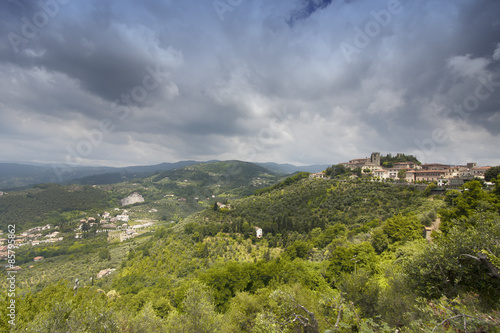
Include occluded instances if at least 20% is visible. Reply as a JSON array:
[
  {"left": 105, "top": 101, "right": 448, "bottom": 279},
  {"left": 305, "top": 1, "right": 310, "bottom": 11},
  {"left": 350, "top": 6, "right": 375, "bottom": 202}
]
[
  {"left": 0, "top": 160, "right": 283, "bottom": 231},
  {"left": 0, "top": 161, "right": 207, "bottom": 190},
  {"left": 0, "top": 184, "right": 115, "bottom": 231},
  {"left": 2, "top": 174, "right": 500, "bottom": 332},
  {"left": 150, "top": 160, "right": 283, "bottom": 197},
  {"left": 0, "top": 160, "right": 323, "bottom": 189},
  {"left": 182, "top": 178, "right": 437, "bottom": 239}
]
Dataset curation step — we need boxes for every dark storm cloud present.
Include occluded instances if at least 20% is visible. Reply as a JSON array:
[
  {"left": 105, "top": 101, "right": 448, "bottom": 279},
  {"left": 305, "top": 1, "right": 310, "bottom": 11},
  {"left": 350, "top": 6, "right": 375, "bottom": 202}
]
[
  {"left": 0, "top": 0, "right": 499, "bottom": 166},
  {"left": 286, "top": 0, "right": 333, "bottom": 26},
  {"left": 1, "top": 5, "right": 181, "bottom": 108},
  {"left": 336, "top": 1, "right": 500, "bottom": 145}
]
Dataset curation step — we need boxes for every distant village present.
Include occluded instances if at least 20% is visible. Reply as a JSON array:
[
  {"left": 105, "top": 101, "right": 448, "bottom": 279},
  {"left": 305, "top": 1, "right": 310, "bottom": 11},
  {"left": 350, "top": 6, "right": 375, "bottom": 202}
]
[
  {"left": 0, "top": 224, "right": 62, "bottom": 265},
  {"left": 74, "top": 207, "right": 154, "bottom": 242},
  {"left": 0, "top": 192, "right": 154, "bottom": 263},
  {"left": 310, "top": 152, "right": 493, "bottom": 189}
]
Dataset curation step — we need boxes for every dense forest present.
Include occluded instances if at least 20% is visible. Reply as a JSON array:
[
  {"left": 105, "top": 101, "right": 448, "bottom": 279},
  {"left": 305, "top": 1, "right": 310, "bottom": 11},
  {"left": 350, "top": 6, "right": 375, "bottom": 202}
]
[
  {"left": 1, "top": 167, "right": 500, "bottom": 332},
  {"left": 0, "top": 184, "right": 116, "bottom": 231}
]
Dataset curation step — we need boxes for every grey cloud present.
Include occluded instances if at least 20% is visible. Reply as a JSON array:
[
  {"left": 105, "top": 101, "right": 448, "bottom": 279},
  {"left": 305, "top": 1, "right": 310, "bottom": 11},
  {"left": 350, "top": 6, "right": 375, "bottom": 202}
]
[
  {"left": 1, "top": 1, "right": 183, "bottom": 107},
  {"left": 0, "top": 0, "right": 500, "bottom": 166},
  {"left": 286, "top": 0, "right": 334, "bottom": 26}
]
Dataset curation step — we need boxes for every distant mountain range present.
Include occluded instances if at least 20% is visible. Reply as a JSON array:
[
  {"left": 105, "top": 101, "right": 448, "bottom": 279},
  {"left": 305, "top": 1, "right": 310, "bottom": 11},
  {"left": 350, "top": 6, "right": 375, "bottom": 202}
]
[
  {"left": 0, "top": 161, "right": 330, "bottom": 190},
  {"left": 255, "top": 162, "right": 330, "bottom": 174}
]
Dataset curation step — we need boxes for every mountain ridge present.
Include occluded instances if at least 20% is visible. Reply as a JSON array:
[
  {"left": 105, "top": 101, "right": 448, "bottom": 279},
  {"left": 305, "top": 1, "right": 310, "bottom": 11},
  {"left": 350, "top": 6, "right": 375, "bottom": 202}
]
[{"left": 0, "top": 160, "right": 328, "bottom": 189}]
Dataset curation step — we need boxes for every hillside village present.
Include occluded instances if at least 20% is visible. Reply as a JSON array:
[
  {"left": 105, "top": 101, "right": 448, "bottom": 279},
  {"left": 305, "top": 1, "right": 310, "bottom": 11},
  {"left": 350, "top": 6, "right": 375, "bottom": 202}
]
[
  {"left": 0, "top": 193, "right": 153, "bottom": 264},
  {"left": 311, "top": 152, "right": 492, "bottom": 189},
  {"left": 0, "top": 224, "right": 63, "bottom": 267},
  {"left": 74, "top": 209, "right": 152, "bottom": 243}
]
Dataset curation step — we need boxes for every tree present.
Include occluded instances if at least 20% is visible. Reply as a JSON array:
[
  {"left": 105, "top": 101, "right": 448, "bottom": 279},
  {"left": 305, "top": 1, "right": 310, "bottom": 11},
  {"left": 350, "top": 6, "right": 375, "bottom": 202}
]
[
  {"left": 165, "top": 282, "right": 223, "bottom": 333},
  {"left": 401, "top": 213, "right": 500, "bottom": 304},
  {"left": 315, "top": 224, "right": 346, "bottom": 247},
  {"left": 125, "top": 302, "right": 166, "bottom": 332},
  {"left": 20, "top": 282, "right": 119, "bottom": 332},
  {"left": 371, "top": 228, "right": 389, "bottom": 254},
  {"left": 422, "top": 182, "right": 437, "bottom": 196},
  {"left": 285, "top": 241, "right": 310, "bottom": 260},
  {"left": 439, "top": 180, "right": 497, "bottom": 233},
  {"left": 320, "top": 287, "right": 393, "bottom": 333},
  {"left": 252, "top": 285, "right": 322, "bottom": 333},
  {"left": 98, "top": 247, "right": 111, "bottom": 261},
  {"left": 380, "top": 153, "right": 421, "bottom": 165},
  {"left": 382, "top": 214, "right": 422, "bottom": 244},
  {"left": 484, "top": 166, "right": 500, "bottom": 181},
  {"left": 225, "top": 291, "right": 268, "bottom": 332},
  {"left": 324, "top": 164, "right": 347, "bottom": 178},
  {"left": 199, "top": 262, "right": 256, "bottom": 311},
  {"left": 398, "top": 169, "right": 406, "bottom": 181},
  {"left": 354, "top": 167, "right": 362, "bottom": 178},
  {"left": 338, "top": 269, "right": 380, "bottom": 318},
  {"left": 376, "top": 270, "right": 418, "bottom": 328},
  {"left": 383, "top": 161, "right": 394, "bottom": 168},
  {"left": 328, "top": 242, "right": 378, "bottom": 278}
]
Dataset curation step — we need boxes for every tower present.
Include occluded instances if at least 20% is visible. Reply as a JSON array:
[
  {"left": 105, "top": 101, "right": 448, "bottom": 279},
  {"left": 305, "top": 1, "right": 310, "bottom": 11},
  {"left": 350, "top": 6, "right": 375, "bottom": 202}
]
[
  {"left": 466, "top": 162, "right": 477, "bottom": 169},
  {"left": 371, "top": 152, "right": 380, "bottom": 165}
]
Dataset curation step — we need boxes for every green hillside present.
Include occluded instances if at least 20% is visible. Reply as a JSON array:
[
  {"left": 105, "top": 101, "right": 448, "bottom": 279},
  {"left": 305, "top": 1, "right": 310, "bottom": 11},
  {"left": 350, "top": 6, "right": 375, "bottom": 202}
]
[
  {"left": 182, "top": 178, "right": 437, "bottom": 241},
  {"left": 150, "top": 160, "right": 281, "bottom": 198},
  {"left": 0, "top": 161, "right": 283, "bottom": 231},
  {"left": 0, "top": 184, "right": 116, "bottom": 231},
  {"left": 1, "top": 170, "right": 500, "bottom": 332}
]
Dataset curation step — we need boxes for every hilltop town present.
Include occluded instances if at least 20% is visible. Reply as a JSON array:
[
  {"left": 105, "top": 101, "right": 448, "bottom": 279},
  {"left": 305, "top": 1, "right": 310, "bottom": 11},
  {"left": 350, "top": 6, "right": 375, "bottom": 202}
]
[{"left": 311, "top": 152, "right": 492, "bottom": 189}]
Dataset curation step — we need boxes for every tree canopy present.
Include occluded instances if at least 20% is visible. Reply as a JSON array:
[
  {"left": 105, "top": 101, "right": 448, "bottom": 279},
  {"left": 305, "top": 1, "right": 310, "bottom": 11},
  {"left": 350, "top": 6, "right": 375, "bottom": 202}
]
[{"left": 2, "top": 176, "right": 500, "bottom": 333}]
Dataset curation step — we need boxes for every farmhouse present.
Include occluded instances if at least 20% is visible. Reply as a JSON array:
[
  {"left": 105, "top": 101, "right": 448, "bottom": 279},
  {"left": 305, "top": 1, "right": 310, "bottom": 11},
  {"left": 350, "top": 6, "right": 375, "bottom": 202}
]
[
  {"left": 255, "top": 227, "right": 263, "bottom": 239},
  {"left": 97, "top": 268, "right": 115, "bottom": 279}
]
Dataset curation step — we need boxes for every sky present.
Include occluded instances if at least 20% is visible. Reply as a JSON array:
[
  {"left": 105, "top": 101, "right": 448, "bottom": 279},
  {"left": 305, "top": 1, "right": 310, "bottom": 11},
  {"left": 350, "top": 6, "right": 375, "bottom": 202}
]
[{"left": 0, "top": 0, "right": 500, "bottom": 168}]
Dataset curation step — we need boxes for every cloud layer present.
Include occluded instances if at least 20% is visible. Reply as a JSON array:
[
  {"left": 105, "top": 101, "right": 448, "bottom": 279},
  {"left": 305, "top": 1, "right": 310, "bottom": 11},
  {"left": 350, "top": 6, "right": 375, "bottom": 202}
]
[{"left": 1, "top": 0, "right": 499, "bottom": 167}]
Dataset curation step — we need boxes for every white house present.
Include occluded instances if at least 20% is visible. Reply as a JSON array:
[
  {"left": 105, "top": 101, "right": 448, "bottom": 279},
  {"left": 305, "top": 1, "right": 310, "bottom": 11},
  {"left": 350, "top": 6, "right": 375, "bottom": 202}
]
[
  {"left": 255, "top": 227, "right": 263, "bottom": 239},
  {"left": 116, "top": 215, "right": 129, "bottom": 222}
]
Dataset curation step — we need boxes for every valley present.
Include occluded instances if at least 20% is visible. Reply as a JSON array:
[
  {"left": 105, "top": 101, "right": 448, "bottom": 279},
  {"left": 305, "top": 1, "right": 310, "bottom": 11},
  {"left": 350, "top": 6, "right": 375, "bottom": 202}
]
[{"left": 0, "top": 159, "right": 499, "bottom": 332}]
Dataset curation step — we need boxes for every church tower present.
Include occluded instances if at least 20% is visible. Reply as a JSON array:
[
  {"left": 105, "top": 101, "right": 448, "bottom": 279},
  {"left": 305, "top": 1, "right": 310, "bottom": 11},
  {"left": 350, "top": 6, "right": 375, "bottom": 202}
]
[{"left": 371, "top": 152, "right": 380, "bottom": 165}]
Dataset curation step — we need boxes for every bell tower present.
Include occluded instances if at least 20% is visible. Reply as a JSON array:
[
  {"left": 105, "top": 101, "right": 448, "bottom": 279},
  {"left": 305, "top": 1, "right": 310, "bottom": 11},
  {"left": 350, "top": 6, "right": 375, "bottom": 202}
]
[{"left": 371, "top": 152, "right": 380, "bottom": 165}]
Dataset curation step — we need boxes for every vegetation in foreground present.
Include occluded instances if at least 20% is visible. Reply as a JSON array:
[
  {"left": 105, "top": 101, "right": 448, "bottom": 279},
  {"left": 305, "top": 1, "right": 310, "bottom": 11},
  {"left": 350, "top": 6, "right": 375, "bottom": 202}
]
[{"left": 1, "top": 168, "right": 500, "bottom": 332}]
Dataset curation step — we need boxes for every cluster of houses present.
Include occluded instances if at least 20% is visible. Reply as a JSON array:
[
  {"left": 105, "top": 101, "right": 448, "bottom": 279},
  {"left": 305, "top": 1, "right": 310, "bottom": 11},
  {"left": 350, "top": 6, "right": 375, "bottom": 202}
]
[
  {"left": 0, "top": 224, "right": 63, "bottom": 262},
  {"left": 311, "top": 152, "right": 492, "bottom": 189},
  {"left": 76, "top": 208, "right": 160, "bottom": 242},
  {"left": 0, "top": 224, "right": 62, "bottom": 248},
  {"left": 75, "top": 209, "right": 144, "bottom": 241},
  {"left": 76, "top": 210, "right": 129, "bottom": 232}
]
